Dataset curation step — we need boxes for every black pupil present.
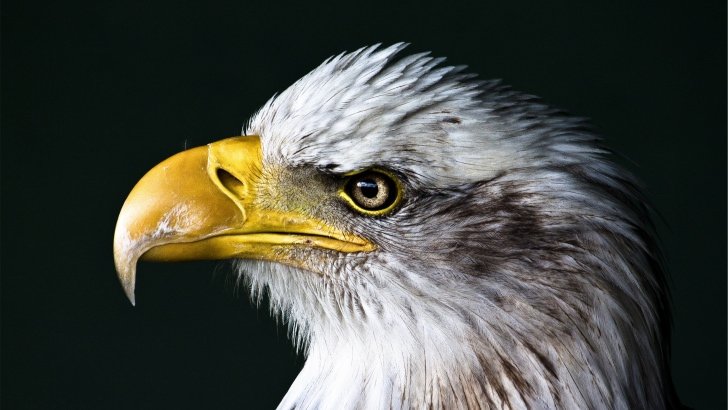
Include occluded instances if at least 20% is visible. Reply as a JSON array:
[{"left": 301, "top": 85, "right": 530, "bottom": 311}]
[{"left": 357, "top": 179, "right": 379, "bottom": 198}]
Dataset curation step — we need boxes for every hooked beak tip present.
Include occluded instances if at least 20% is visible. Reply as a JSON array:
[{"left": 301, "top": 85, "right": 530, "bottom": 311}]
[{"left": 113, "top": 238, "right": 138, "bottom": 306}]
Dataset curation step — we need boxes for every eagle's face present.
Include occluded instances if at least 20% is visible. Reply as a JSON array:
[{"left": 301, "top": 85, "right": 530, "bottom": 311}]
[{"left": 114, "top": 44, "right": 676, "bottom": 409}]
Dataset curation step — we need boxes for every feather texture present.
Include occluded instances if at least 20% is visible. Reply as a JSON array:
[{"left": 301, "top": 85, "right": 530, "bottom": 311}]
[{"left": 236, "top": 44, "right": 678, "bottom": 409}]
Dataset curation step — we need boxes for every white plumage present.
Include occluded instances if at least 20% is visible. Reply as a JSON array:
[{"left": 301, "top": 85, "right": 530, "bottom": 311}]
[
  {"left": 115, "top": 43, "right": 680, "bottom": 409},
  {"left": 235, "top": 44, "right": 679, "bottom": 409}
]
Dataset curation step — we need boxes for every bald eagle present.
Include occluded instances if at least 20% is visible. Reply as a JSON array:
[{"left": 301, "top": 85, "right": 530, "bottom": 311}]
[{"left": 114, "top": 44, "right": 681, "bottom": 409}]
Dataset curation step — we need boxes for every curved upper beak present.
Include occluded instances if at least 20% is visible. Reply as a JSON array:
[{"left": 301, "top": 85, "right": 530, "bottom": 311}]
[{"left": 113, "top": 136, "right": 373, "bottom": 305}]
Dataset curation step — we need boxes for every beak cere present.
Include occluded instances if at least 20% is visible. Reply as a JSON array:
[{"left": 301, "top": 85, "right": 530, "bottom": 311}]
[{"left": 112, "top": 136, "right": 373, "bottom": 305}]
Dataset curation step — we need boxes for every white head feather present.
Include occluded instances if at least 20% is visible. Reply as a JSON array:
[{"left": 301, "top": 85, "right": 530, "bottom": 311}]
[{"left": 236, "top": 44, "right": 677, "bottom": 409}]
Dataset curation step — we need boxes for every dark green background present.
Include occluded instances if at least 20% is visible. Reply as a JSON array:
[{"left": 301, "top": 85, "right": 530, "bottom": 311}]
[{"left": 2, "top": 1, "right": 725, "bottom": 409}]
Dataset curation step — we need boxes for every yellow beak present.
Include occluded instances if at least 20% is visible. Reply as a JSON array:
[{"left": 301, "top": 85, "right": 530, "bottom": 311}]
[{"left": 113, "top": 136, "right": 374, "bottom": 305}]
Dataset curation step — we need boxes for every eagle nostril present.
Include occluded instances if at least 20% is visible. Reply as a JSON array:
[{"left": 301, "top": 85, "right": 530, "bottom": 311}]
[{"left": 216, "top": 168, "right": 246, "bottom": 198}]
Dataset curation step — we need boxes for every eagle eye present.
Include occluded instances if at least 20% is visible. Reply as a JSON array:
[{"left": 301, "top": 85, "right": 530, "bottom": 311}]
[{"left": 340, "top": 170, "right": 402, "bottom": 215}]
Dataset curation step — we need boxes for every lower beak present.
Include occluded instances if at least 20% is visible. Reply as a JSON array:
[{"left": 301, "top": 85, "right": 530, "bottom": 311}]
[{"left": 113, "top": 136, "right": 373, "bottom": 305}]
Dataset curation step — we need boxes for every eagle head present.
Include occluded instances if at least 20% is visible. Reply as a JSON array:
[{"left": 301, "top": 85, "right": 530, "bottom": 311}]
[{"left": 113, "top": 44, "right": 678, "bottom": 409}]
